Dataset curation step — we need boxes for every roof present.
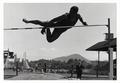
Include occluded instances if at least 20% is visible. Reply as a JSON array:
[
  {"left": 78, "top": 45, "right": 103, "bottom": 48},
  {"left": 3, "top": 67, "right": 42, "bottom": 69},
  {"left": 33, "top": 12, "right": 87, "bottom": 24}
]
[{"left": 86, "top": 38, "right": 116, "bottom": 51}]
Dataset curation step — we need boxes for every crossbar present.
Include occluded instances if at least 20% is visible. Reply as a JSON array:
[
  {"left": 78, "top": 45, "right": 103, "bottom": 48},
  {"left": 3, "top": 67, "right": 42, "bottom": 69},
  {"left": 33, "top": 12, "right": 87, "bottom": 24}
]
[{"left": 4, "top": 24, "right": 107, "bottom": 30}]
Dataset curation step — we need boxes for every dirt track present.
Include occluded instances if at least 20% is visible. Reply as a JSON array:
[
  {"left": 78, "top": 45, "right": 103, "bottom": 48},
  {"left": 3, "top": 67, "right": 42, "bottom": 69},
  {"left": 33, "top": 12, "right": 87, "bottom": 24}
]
[
  {"left": 6, "top": 73, "right": 66, "bottom": 80},
  {"left": 5, "top": 72, "right": 110, "bottom": 80}
]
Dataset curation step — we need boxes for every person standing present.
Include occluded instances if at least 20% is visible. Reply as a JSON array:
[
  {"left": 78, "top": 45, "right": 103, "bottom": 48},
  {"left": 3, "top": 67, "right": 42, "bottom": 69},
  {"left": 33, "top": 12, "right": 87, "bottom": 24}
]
[
  {"left": 76, "top": 61, "right": 84, "bottom": 79},
  {"left": 79, "top": 62, "right": 84, "bottom": 79}
]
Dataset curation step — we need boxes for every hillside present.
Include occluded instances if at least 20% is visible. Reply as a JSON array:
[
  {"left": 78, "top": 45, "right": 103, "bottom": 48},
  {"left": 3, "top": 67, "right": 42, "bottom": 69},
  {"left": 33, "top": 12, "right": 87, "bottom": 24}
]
[{"left": 53, "top": 54, "right": 91, "bottom": 64}]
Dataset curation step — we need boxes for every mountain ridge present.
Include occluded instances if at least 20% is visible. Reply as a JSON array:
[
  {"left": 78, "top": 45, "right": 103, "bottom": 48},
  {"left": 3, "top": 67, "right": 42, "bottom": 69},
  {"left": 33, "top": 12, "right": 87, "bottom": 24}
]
[{"left": 53, "top": 54, "right": 91, "bottom": 64}]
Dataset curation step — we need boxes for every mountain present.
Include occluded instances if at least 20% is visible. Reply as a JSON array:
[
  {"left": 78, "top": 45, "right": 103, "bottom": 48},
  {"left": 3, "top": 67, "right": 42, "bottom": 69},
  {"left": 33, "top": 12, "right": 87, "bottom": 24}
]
[{"left": 53, "top": 54, "right": 91, "bottom": 64}]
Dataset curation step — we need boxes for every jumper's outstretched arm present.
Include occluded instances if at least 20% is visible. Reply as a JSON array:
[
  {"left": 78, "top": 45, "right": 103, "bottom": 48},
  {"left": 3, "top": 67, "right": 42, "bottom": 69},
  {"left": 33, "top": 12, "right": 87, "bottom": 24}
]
[{"left": 78, "top": 14, "right": 88, "bottom": 25}]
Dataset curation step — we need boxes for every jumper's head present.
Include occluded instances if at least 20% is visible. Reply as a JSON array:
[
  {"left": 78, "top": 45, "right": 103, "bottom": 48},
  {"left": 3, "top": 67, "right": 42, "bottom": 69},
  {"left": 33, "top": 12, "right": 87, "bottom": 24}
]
[{"left": 69, "top": 6, "right": 79, "bottom": 14}]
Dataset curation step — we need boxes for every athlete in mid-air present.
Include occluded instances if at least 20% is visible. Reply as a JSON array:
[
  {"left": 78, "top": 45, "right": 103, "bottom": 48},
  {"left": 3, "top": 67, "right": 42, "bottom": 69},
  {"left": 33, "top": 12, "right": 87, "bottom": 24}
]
[{"left": 23, "top": 6, "right": 88, "bottom": 43}]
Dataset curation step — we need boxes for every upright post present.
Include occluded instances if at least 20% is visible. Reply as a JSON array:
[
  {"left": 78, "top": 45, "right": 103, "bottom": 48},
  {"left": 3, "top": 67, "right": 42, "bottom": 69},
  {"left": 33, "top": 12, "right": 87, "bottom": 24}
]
[
  {"left": 108, "top": 18, "right": 110, "bottom": 72},
  {"left": 14, "top": 54, "right": 18, "bottom": 76},
  {"left": 16, "top": 61, "right": 18, "bottom": 76},
  {"left": 107, "top": 18, "right": 113, "bottom": 80},
  {"left": 96, "top": 51, "right": 100, "bottom": 78},
  {"left": 109, "top": 48, "right": 113, "bottom": 80}
]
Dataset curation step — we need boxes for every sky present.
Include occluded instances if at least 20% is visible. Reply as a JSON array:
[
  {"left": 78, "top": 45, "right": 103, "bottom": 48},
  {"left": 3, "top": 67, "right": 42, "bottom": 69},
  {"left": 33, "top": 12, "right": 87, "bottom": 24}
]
[{"left": 4, "top": 3, "right": 117, "bottom": 61}]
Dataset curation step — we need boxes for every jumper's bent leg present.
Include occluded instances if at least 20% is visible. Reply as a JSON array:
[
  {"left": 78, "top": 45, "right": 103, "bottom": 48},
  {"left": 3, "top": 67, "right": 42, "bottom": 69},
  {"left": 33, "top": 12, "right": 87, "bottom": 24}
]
[
  {"left": 46, "top": 28, "right": 52, "bottom": 42},
  {"left": 46, "top": 29, "right": 64, "bottom": 43}
]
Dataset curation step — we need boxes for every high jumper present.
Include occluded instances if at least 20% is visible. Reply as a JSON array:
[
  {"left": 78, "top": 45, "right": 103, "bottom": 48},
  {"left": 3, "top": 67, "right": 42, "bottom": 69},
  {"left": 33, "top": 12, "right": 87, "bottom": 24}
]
[{"left": 23, "top": 6, "right": 88, "bottom": 43}]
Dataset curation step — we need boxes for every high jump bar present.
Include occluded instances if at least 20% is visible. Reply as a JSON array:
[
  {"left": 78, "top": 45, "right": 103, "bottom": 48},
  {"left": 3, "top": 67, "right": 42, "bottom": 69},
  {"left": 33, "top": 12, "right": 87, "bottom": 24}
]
[{"left": 4, "top": 24, "right": 108, "bottom": 30}]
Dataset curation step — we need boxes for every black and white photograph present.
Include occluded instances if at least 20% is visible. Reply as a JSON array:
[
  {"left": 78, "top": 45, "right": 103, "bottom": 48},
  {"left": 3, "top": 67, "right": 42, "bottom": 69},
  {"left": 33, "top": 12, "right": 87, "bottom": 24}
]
[{"left": 3, "top": 2, "right": 117, "bottom": 80}]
